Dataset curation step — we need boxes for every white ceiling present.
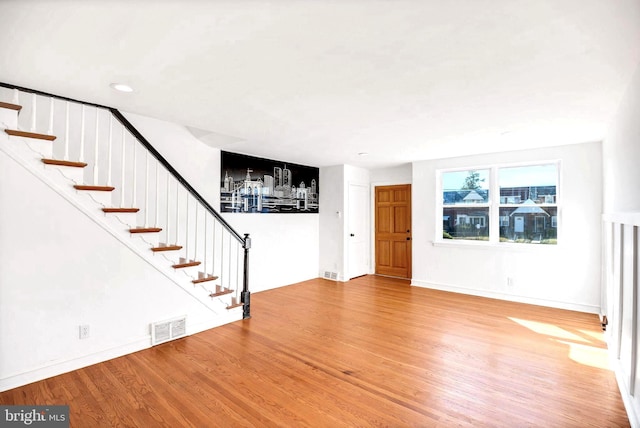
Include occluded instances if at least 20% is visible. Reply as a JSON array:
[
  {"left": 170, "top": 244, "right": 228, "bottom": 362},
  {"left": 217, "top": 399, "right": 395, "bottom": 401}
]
[{"left": 1, "top": 0, "right": 639, "bottom": 169}]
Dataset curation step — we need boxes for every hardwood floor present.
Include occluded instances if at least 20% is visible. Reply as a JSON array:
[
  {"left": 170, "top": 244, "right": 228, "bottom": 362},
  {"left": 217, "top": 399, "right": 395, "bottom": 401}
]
[{"left": 0, "top": 276, "right": 629, "bottom": 427}]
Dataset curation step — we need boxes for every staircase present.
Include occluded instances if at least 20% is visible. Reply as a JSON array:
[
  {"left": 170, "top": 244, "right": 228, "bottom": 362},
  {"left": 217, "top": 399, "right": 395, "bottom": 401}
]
[{"left": 0, "top": 83, "right": 250, "bottom": 320}]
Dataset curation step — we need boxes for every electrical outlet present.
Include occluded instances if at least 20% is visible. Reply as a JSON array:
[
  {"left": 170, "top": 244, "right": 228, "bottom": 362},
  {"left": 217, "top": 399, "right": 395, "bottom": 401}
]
[
  {"left": 507, "top": 277, "right": 514, "bottom": 287},
  {"left": 79, "top": 324, "right": 90, "bottom": 339}
]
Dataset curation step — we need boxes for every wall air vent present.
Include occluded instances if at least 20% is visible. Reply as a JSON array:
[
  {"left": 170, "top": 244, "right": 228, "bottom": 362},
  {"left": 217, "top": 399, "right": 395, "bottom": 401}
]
[
  {"left": 323, "top": 271, "right": 338, "bottom": 281},
  {"left": 151, "top": 316, "right": 187, "bottom": 346}
]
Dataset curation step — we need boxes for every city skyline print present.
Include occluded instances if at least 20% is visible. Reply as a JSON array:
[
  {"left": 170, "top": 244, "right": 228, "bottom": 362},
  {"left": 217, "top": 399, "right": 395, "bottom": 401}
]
[{"left": 220, "top": 151, "right": 320, "bottom": 214}]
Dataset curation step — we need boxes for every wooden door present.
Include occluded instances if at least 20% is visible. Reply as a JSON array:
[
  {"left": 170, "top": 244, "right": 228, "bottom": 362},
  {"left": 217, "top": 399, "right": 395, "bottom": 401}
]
[{"left": 375, "top": 184, "right": 411, "bottom": 278}]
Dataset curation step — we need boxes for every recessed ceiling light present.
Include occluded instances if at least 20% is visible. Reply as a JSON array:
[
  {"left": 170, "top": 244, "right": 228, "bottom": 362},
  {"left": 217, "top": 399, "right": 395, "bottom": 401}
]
[
  {"left": 110, "top": 83, "right": 134, "bottom": 93},
  {"left": 358, "top": 152, "right": 369, "bottom": 156}
]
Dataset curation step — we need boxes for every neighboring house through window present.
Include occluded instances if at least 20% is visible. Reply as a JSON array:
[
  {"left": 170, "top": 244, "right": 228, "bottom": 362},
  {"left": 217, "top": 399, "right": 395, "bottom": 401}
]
[{"left": 440, "top": 163, "right": 558, "bottom": 245}]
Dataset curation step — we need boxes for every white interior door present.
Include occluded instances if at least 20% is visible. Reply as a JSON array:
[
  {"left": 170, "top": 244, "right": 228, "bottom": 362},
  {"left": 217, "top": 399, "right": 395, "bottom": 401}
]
[{"left": 348, "top": 183, "right": 370, "bottom": 279}]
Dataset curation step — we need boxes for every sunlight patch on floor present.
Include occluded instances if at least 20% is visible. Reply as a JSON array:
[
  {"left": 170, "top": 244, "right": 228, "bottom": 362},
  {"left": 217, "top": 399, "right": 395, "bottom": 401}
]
[
  {"left": 555, "top": 340, "right": 612, "bottom": 371},
  {"left": 508, "top": 317, "right": 591, "bottom": 343}
]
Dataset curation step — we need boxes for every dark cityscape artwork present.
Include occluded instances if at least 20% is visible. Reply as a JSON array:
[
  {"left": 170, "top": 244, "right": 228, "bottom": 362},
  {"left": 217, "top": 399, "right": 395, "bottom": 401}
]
[{"left": 220, "top": 151, "right": 319, "bottom": 214}]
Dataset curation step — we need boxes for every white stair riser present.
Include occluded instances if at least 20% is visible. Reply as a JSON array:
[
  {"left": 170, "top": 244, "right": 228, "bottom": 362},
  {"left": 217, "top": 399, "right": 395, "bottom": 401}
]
[
  {"left": 8, "top": 137, "right": 53, "bottom": 160},
  {"left": 43, "top": 164, "right": 85, "bottom": 183},
  {"left": 74, "top": 189, "right": 113, "bottom": 206},
  {"left": 103, "top": 211, "right": 139, "bottom": 227},
  {"left": 0, "top": 107, "right": 18, "bottom": 129}
]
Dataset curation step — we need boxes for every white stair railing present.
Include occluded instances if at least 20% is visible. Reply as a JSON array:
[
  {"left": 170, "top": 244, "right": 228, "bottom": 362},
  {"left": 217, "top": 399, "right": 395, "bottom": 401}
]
[{"left": 0, "top": 83, "right": 251, "bottom": 318}]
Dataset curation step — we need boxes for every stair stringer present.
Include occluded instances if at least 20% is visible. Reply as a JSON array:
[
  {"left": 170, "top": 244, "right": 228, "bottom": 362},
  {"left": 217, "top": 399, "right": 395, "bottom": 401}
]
[{"left": 0, "top": 123, "right": 243, "bottom": 317}]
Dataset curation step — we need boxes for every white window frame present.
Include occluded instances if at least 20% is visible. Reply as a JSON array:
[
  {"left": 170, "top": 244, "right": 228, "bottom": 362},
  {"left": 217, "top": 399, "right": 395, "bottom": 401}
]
[{"left": 436, "top": 160, "right": 560, "bottom": 246}]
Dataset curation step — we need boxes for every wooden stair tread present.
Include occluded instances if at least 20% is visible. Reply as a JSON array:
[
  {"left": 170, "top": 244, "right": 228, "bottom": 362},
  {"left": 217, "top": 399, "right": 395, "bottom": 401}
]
[
  {"left": 102, "top": 208, "right": 140, "bottom": 213},
  {"left": 151, "top": 245, "right": 182, "bottom": 252},
  {"left": 210, "top": 289, "right": 233, "bottom": 298},
  {"left": 226, "top": 302, "right": 243, "bottom": 309},
  {"left": 5, "top": 129, "right": 56, "bottom": 141},
  {"left": 192, "top": 276, "right": 218, "bottom": 284},
  {"left": 0, "top": 102, "right": 22, "bottom": 111},
  {"left": 42, "top": 159, "right": 88, "bottom": 168},
  {"left": 74, "top": 185, "right": 115, "bottom": 191},
  {"left": 130, "top": 227, "right": 162, "bottom": 233},
  {"left": 172, "top": 261, "right": 201, "bottom": 269}
]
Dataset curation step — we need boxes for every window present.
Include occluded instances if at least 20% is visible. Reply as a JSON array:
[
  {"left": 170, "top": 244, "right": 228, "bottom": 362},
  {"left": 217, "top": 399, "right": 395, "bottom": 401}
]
[
  {"left": 442, "top": 169, "right": 490, "bottom": 241},
  {"left": 440, "top": 163, "right": 558, "bottom": 245}
]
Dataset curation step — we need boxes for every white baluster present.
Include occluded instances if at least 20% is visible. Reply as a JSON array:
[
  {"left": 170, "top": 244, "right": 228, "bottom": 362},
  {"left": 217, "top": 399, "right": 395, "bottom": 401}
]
[
  {"left": 154, "top": 161, "right": 160, "bottom": 227},
  {"left": 63, "top": 102, "right": 70, "bottom": 161},
  {"left": 144, "top": 151, "right": 149, "bottom": 227},
  {"left": 203, "top": 214, "right": 207, "bottom": 274},
  {"left": 120, "top": 127, "right": 126, "bottom": 207},
  {"left": 107, "top": 115, "right": 113, "bottom": 186},
  {"left": 165, "top": 172, "right": 171, "bottom": 244},
  {"left": 47, "top": 97, "right": 54, "bottom": 135},
  {"left": 228, "top": 231, "right": 232, "bottom": 289},
  {"left": 194, "top": 204, "right": 199, "bottom": 263},
  {"left": 211, "top": 221, "right": 216, "bottom": 277},
  {"left": 11, "top": 89, "right": 18, "bottom": 105},
  {"left": 131, "top": 143, "right": 137, "bottom": 207},
  {"left": 236, "top": 240, "right": 241, "bottom": 295},
  {"left": 30, "top": 93, "right": 37, "bottom": 132},
  {"left": 93, "top": 109, "right": 100, "bottom": 185},
  {"left": 174, "top": 183, "right": 179, "bottom": 245},
  {"left": 79, "top": 105, "right": 86, "bottom": 162},
  {"left": 185, "top": 195, "right": 190, "bottom": 260}
]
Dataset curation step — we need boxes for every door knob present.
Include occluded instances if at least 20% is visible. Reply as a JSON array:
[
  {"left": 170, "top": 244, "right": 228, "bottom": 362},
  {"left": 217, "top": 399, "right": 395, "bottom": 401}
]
[{"left": 350, "top": 233, "right": 355, "bottom": 237}]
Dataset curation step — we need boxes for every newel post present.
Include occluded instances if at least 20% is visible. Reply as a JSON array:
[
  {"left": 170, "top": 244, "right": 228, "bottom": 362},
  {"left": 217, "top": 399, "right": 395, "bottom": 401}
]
[{"left": 242, "top": 233, "right": 251, "bottom": 319}]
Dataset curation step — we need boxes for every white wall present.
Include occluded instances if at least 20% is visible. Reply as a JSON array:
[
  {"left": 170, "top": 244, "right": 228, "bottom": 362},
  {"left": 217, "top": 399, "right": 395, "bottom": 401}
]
[
  {"left": 370, "top": 163, "right": 412, "bottom": 185},
  {"left": 319, "top": 165, "right": 346, "bottom": 280},
  {"left": 125, "top": 112, "right": 320, "bottom": 293},
  {"left": 0, "top": 149, "right": 233, "bottom": 392},
  {"left": 318, "top": 165, "right": 372, "bottom": 281},
  {"left": 603, "top": 63, "right": 640, "bottom": 214},
  {"left": 412, "top": 142, "right": 603, "bottom": 313}
]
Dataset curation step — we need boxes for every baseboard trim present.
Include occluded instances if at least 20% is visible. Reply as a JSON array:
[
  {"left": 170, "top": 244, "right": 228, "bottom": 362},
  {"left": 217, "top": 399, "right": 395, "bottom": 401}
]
[
  {"left": 0, "top": 313, "right": 245, "bottom": 393},
  {"left": 411, "top": 279, "right": 600, "bottom": 314},
  {"left": 0, "top": 337, "right": 150, "bottom": 392}
]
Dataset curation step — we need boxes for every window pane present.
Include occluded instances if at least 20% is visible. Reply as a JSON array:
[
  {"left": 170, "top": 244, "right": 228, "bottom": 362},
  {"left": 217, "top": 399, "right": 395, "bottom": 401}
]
[
  {"left": 499, "top": 165, "right": 557, "bottom": 204},
  {"left": 442, "top": 169, "right": 490, "bottom": 205},
  {"left": 499, "top": 206, "right": 557, "bottom": 244},
  {"left": 443, "top": 207, "right": 490, "bottom": 241}
]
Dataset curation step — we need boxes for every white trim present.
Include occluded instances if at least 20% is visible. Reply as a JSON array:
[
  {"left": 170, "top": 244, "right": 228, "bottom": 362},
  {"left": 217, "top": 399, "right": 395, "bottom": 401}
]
[
  {"left": 604, "top": 212, "right": 640, "bottom": 227},
  {"left": 437, "top": 160, "right": 560, "bottom": 245},
  {"left": 411, "top": 279, "right": 599, "bottom": 314}
]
